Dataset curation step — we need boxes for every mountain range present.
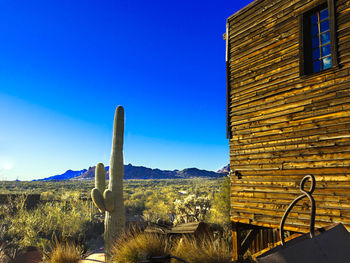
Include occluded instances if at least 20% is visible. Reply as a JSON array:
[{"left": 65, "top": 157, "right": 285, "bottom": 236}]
[{"left": 37, "top": 164, "right": 230, "bottom": 181}]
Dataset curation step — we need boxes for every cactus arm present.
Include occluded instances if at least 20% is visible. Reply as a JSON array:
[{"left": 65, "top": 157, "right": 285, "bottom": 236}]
[
  {"left": 95, "top": 163, "right": 106, "bottom": 193},
  {"left": 103, "top": 189, "right": 115, "bottom": 212},
  {"left": 91, "top": 188, "right": 106, "bottom": 213}
]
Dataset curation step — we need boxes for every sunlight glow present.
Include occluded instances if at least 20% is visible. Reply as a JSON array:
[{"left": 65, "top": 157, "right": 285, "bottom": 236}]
[{"left": 0, "top": 158, "right": 14, "bottom": 171}]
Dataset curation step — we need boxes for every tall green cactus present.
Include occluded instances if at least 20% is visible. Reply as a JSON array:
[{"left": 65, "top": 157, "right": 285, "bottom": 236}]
[{"left": 91, "top": 106, "right": 126, "bottom": 262}]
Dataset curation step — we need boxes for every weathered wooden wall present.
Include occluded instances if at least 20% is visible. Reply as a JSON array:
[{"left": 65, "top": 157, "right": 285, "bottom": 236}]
[{"left": 227, "top": 0, "right": 350, "bottom": 234}]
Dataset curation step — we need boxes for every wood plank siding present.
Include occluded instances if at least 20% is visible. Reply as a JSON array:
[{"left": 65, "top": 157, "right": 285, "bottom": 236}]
[{"left": 227, "top": 0, "right": 350, "bottom": 234}]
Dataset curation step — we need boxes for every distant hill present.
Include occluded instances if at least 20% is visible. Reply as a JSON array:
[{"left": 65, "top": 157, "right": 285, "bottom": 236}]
[
  {"left": 216, "top": 164, "right": 230, "bottom": 174},
  {"left": 176, "top": 168, "right": 223, "bottom": 178},
  {"left": 36, "top": 169, "right": 87, "bottom": 181},
  {"left": 37, "top": 164, "right": 228, "bottom": 181}
]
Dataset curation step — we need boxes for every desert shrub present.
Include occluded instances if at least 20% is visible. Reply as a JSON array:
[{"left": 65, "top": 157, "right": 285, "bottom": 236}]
[
  {"left": 0, "top": 252, "right": 12, "bottom": 263},
  {"left": 172, "top": 236, "right": 232, "bottom": 263},
  {"left": 207, "top": 176, "right": 230, "bottom": 225},
  {"left": 142, "top": 191, "right": 175, "bottom": 223},
  {"left": 40, "top": 191, "right": 56, "bottom": 201},
  {"left": 0, "top": 243, "right": 14, "bottom": 263},
  {"left": 112, "top": 231, "right": 170, "bottom": 263},
  {"left": 206, "top": 177, "right": 232, "bottom": 247},
  {"left": 125, "top": 199, "right": 145, "bottom": 216},
  {"left": 173, "top": 194, "right": 211, "bottom": 225},
  {"left": 44, "top": 240, "right": 82, "bottom": 263},
  {"left": 144, "top": 190, "right": 153, "bottom": 196},
  {"left": 2, "top": 194, "right": 92, "bottom": 251},
  {"left": 1, "top": 179, "right": 228, "bottom": 254}
]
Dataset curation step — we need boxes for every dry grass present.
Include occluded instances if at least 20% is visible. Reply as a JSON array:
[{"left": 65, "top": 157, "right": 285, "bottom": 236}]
[
  {"left": 112, "top": 231, "right": 170, "bottom": 263},
  {"left": 0, "top": 243, "right": 15, "bottom": 263},
  {"left": 1, "top": 194, "right": 92, "bottom": 251},
  {"left": 44, "top": 240, "right": 82, "bottom": 263},
  {"left": 172, "top": 236, "right": 232, "bottom": 263},
  {"left": 0, "top": 252, "right": 12, "bottom": 263}
]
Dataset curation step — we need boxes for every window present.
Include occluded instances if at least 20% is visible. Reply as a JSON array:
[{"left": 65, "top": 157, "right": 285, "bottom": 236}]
[
  {"left": 299, "top": 0, "right": 338, "bottom": 75},
  {"left": 311, "top": 8, "right": 332, "bottom": 72}
]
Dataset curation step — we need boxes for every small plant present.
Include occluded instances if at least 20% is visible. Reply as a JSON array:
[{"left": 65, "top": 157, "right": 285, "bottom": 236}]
[
  {"left": 44, "top": 240, "right": 82, "bottom": 263},
  {"left": 172, "top": 236, "right": 232, "bottom": 263},
  {"left": 111, "top": 231, "right": 170, "bottom": 263}
]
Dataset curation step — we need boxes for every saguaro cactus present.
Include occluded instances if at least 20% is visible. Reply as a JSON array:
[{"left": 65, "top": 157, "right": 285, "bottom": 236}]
[{"left": 91, "top": 106, "right": 126, "bottom": 262}]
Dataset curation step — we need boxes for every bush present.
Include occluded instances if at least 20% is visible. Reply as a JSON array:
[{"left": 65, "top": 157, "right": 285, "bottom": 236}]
[
  {"left": 207, "top": 176, "right": 230, "bottom": 225},
  {"left": 172, "top": 236, "right": 232, "bottom": 263},
  {"left": 112, "top": 229, "right": 232, "bottom": 263},
  {"left": 112, "top": 231, "right": 170, "bottom": 263},
  {"left": 2, "top": 194, "right": 92, "bottom": 251},
  {"left": 173, "top": 194, "right": 211, "bottom": 225},
  {"left": 44, "top": 240, "right": 82, "bottom": 263}
]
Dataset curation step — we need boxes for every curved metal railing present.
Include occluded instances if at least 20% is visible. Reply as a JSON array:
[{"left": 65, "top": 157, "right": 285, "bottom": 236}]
[{"left": 279, "top": 174, "right": 316, "bottom": 245}]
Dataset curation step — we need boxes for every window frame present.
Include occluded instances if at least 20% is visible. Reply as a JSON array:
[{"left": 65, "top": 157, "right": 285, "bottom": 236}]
[{"left": 299, "top": 0, "right": 338, "bottom": 76}]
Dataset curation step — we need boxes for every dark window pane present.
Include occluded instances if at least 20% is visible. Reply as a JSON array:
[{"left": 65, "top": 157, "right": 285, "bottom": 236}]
[
  {"left": 312, "top": 24, "right": 319, "bottom": 36},
  {"left": 321, "top": 32, "right": 330, "bottom": 45},
  {"left": 306, "top": 7, "right": 333, "bottom": 74},
  {"left": 323, "top": 56, "right": 332, "bottom": 69},
  {"left": 312, "top": 37, "right": 319, "bottom": 48},
  {"left": 311, "top": 14, "right": 318, "bottom": 24},
  {"left": 313, "top": 60, "right": 322, "bottom": 72},
  {"left": 320, "top": 20, "right": 329, "bottom": 32},
  {"left": 322, "top": 44, "right": 331, "bottom": 57},
  {"left": 320, "top": 9, "right": 329, "bottom": 20},
  {"left": 313, "top": 48, "right": 321, "bottom": 60}
]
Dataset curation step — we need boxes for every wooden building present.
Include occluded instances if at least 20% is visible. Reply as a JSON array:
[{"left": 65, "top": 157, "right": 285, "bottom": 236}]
[
  {"left": 144, "top": 222, "right": 219, "bottom": 239},
  {"left": 225, "top": 0, "right": 350, "bottom": 259}
]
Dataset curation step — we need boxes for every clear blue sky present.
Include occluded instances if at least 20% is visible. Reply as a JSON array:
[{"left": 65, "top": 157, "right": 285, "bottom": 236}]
[{"left": 0, "top": 0, "right": 254, "bottom": 180}]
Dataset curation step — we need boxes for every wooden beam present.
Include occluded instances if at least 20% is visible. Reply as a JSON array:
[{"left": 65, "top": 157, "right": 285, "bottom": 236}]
[
  {"left": 232, "top": 222, "right": 242, "bottom": 261},
  {"left": 240, "top": 229, "right": 259, "bottom": 256}
]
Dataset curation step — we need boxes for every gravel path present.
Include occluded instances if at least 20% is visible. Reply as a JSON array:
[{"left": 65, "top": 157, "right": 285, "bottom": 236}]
[{"left": 79, "top": 248, "right": 105, "bottom": 263}]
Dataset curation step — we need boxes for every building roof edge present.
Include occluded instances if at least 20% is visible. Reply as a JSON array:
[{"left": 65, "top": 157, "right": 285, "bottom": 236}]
[{"left": 227, "top": 0, "right": 266, "bottom": 22}]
